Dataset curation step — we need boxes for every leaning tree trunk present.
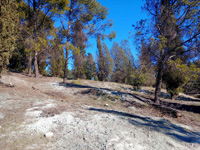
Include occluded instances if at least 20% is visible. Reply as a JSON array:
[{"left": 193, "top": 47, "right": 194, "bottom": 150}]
[{"left": 154, "top": 62, "right": 164, "bottom": 104}]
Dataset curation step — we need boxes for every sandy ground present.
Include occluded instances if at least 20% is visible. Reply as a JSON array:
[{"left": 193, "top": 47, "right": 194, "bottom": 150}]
[{"left": 0, "top": 72, "right": 200, "bottom": 150}]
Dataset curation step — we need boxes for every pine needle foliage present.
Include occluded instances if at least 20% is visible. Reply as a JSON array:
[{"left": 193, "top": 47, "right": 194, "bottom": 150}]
[{"left": 0, "top": 0, "right": 19, "bottom": 76}]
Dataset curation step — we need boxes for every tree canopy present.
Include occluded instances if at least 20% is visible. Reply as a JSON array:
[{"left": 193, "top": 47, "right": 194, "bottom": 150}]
[{"left": 134, "top": 0, "right": 200, "bottom": 103}]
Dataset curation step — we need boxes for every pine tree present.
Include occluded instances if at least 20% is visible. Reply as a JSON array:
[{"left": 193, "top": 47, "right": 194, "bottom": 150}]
[
  {"left": 72, "top": 47, "right": 85, "bottom": 79},
  {"left": 102, "top": 42, "right": 113, "bottom": 81},
  {"left": 85, "top": 53, "right": 97, "bottom": 80},
  {"left": 72, "top": 20, "right": 87, "bottom": 79},
  {"left": 111, "top": 42, "right": 129, "bottom": 83},
  {"left": 60, "top": 0, "right": 115, "bottom": 82},
  {"left": 23, "top": 0, "right": 69, "bottom": 78},
  {"left": 49, "top": 32, "right": 65, "bottom": 78},
  {"left": 135, "top": 0, "right": 200, "bottom": 104},
  {"left": 97, "top": 35, "right": 106, "bottom": 81},
  {"left": 0, "top": 0, "right": 19, "bottom": 77},
  {"left": 120, "top": 40, "right": 135, "bottom": 84}
]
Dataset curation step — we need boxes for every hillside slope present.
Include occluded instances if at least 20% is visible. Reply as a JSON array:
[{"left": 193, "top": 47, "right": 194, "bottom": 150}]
[{"left": 0, "top": 72, "right": 200, "bottom": 150}]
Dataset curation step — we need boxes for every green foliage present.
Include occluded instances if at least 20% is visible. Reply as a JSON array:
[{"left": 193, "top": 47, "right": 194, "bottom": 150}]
[
  {"left": 9, "top": 40, "right": 27, "bottom": 72},
  {"left": 102, "top": 42, "right": 113, "bottom": 81},
  {"left": 97, "top": 35, "right": 106, "bottom": 81},
  {"left": 49, "top": 57, "right": 65, "bottom": 78},
  {"left": 0, "top": 1, "right": 19, "bottom": 76},
  {"left": 72, "top": 47, "right": 86, "bottom": 79},
  {"left": 134, "top": 0, "right": 200, "bottom": 103},
  {"left": 183, "top": 60, "right": 200, "bottom": 94},
  {"left": 120, "top": 40, "right": 136, "bottom": 84},
  {"left": 38, "top": 50, "right": 48, "bottom": 76},
  {"left": 85, "top": 53, "right": 97, "bottom": 80},
  {"left": 108, "top": 31, "right": 117, "bottom": 41},
  {"left": 58, "top": 0, "right": 112, "bottom": 81},
  {"left": 71, "top": 20, "right": 88, "bottom": 79},
  {"left": 111, "top": 42, "right": 129, "bottom": 83},
  {"left": 38, "top": 60, "right": 48, "bottom": 76},
  {"left": 163, "top": 59, "right": 200, "bottom": 99},
  {"left": 49, "top": 34, "right": 65, "bottom": 78},
  {"left": 130, "top": 70, "right": 146, "bottom": 90},
  {"left": 48, "top": 0, "right": 70, "bottom": 14}
]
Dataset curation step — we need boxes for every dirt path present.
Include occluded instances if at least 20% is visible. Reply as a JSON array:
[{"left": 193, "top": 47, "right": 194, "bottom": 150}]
[{"left": 0, "top": 72, "right": 200, "bottom": 150}]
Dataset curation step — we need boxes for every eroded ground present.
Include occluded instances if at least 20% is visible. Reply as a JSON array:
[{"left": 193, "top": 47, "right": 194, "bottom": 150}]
[{"left": 0, "top": 72, "right": 200, "bottom": 150}]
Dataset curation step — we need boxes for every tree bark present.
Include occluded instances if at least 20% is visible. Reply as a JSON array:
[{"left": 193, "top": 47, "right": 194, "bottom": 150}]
[
  {"left": 28, "top": 54, "right": 32, "bottom": 76},
  {"left": 154, "top": 62, "right": 163, "bottom": 104},
  {"left": 33, "top": 0, "right": 39, "bottom": 78},
  {"left": 63, "top": 49, "right": 69, "bottom": 82},
  {"left": 34, "top": 51, "right": 39, "bottom": 78}
]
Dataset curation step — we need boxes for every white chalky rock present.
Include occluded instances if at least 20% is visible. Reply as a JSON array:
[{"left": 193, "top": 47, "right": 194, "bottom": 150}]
[
  {"left": 45, "top": 132, "right": 54, "bottom": 138},
  {"left": 104, "top": 104, "right": 109, "bottom": 107}
]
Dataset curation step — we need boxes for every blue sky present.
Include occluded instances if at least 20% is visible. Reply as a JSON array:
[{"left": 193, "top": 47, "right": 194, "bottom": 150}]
[{"left": 86, "top": 0, "right": 148, "bottom": 62}]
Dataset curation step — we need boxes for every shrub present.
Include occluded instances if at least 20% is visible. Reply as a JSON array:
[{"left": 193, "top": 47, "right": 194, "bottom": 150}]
[{"left": 130, "top": 70, "right": 146, "bottom": 90}]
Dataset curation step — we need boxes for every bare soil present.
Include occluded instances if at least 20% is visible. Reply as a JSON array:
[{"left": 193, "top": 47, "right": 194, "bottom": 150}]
[{"left": 0, "top": 72, "right": 200, "bottom": 150}]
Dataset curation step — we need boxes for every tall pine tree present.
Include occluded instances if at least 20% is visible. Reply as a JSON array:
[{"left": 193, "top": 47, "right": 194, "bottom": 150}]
[
  {"left": 102, "top": 42, "right": 113, "bottom": 81},
  {"left": 97, "top": 35, "right": 106, "bottom": 81}
]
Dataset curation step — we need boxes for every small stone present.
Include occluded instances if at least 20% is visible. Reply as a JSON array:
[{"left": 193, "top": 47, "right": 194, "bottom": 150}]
[
  {"left": 45, "top": 132, "right": 54, "bottom": 138},
  {"left": 0, "top": 126, "right": 2, "bottom": 129},
  {"left": 8, "top": 82, "right": 14, "bottom": 87},
  {"left": 104, "top": 104, "right": 109, "bottom": 107},
  {"left": 128, "top": 106, "right": 136, "bottom": 111}
]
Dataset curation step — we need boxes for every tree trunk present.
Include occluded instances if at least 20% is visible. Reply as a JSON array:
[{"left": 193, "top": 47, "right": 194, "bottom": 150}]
[
  {"left": 154, "top": 64, "right": 163, "bottom": 104},
  {"left": 34, "top": 51, "right": 39, "bottom": 78},
  {"left": 0, "top": 66, "right": 2, "bottom": 78},
  {"left": 33, "top": 0, "right": 39, "bottom": 78},
  {"left": 63, "top": 49, "right": 69, "bottom": 83},
  {"left": 28, "top": 54, "right": 32, "bottom": 76},
  {"left": 63, "top": 3, "right": 72, "bottom": 83}
]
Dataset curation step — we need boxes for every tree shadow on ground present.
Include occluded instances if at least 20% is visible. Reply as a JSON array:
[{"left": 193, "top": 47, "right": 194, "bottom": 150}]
[
  {"left": 160, "top": 101, "right": 200, "bottom": 114},
  {"left": 89, "top": 107, "right": 200, "bottom": 144},
  {"left": 58, "top": 82, "right": 200, "bottom": 114},
  {"left": 137, "top": 89, "right": 200, "bottom": 102},
  {"left": 58, "top": 82, "right": 148, "bottom": 103},
  {"left": 59, "top": 82, "right": 95, "bottom": 89}
]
